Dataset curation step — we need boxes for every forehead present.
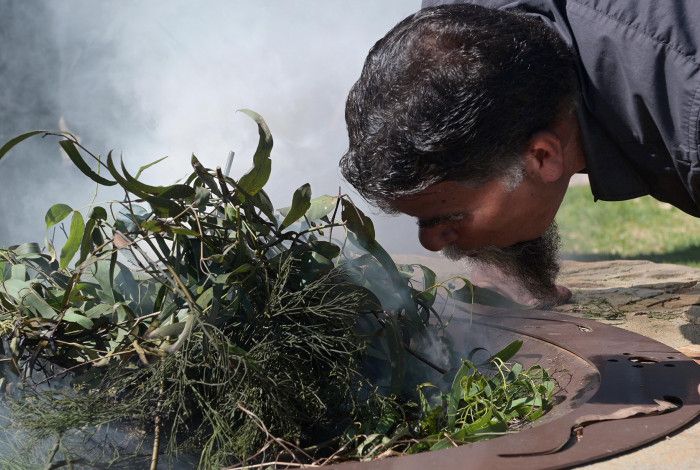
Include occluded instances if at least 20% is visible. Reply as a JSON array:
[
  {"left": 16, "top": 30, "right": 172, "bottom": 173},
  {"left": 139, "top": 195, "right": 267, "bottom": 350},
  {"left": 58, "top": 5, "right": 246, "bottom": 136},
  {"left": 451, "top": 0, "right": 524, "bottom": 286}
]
[{"left": 389, "top": 181, "right": 485, "bottom": 216}]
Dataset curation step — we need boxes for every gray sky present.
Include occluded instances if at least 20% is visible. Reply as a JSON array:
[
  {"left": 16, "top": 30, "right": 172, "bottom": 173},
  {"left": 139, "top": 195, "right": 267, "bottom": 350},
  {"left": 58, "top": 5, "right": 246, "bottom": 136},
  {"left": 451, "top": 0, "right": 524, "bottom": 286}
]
[{"left": 0, "top": 0, "right": 438, "bottom": 256}]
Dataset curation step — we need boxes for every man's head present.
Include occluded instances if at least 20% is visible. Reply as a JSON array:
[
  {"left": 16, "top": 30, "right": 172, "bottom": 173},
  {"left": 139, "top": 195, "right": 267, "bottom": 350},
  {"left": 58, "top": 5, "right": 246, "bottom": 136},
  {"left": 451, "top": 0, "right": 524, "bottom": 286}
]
[{"left": 340, "top": 4, "right": 582, "bottom": 302}]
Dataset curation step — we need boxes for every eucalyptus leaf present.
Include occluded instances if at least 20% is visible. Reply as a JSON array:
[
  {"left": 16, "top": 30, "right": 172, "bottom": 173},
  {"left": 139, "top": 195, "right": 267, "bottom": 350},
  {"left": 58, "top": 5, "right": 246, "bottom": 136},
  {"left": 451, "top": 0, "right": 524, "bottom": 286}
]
[
  {"left": 341, "top": 199, "right": 375, "bottom": 246},
  {"left": 280, "top": 183, "right": 311, "bottom": 229},
  {"left": 59, "top": 140, "right": 117, "bottom": 186},
  {"left": 487, "top": 340, "right": 523, "bottom": 364},
  {"left": 310, "top": 240, "right": 341, "bottom": 260},
  {"left": 120, "top": 158, "right": 171, "bottom": 196},
  {"left": 45, "top": 204, "right": 73, "bottom": 229},
  {"left": 306, "top": 195, "right": 338, "bottom": 221},
  {"left": 10, "top": 264, "right": 27, "bottom": 281},
  {"left": 78, "top": 218, "right": 97, "bottom": 265},
  {"left": 12, "top": 243, "right": 44, "bottom": 262},
  {"left": 89, "top": 206, "right": 108, "bottom": 221},
  {"left": 250, "top": 190, "right": 276, "bottom": 222},
  {"left": 63, "top": 308, "right": 95, "bottom": 330},
  {"left": 0, "top": 278, "right": 31, "bottom": 301},
  {"left": 148, "top": 321, "right": 186, "bottom": 339},
  {"left": 22, "top": 289, "right": 57, "bottom": 318},
  {"left": 237, "top": 109, "right": 273, "bottom": 195},
  {"left": 85, "top": 303, "right": 114, "bottom": 319},
  {"left": 60, "top": 211, "right": 85, "bottom": 269},
  {"left": 135, "top": 155, "right": 169, "bottom": 179},
  {"left": 0, "top": 130, "right": 45, "bottom": 161}
]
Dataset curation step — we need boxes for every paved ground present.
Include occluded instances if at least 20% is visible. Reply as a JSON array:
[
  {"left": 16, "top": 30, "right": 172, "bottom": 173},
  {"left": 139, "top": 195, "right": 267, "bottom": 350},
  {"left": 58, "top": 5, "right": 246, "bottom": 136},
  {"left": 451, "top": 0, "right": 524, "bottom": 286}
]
[
  {"left": 392, "top": 254, "right": 700, "bottom": 469},
  {"left": 556, "top": 259, "right": 700, "bottom": 469}
]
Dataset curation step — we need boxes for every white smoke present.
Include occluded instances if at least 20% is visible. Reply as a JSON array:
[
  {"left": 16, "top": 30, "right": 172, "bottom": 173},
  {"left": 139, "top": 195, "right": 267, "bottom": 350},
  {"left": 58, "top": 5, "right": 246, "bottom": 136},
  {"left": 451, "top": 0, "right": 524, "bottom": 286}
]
[{"left": 0, "top": 0, "right": 437, "bottom": 257}]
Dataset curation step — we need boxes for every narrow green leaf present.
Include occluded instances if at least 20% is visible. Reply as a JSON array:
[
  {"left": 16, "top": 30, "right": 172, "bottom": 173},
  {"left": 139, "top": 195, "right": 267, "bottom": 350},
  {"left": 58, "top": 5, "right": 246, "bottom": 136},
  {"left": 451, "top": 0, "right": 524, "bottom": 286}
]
[
  {"left": 121, "top": 158, "right": 193, "bottom": 198},
  {"left": 190, "top": 155, "right": 223, "bottom": 197},
  {"left": 158, "top": 184, "right": 196, "bottom": 199},
  {"left": 281, "top": 183, "right": 312, "bottom": 229},
  {"left": 59, "top": 140, "right": 117, "bottom": 186},
  {"left": 250, "top": 190, "right": 275, "bottom": 221},
  {"left": 12, "top": 243, "right": 42, "bottom": 259},
  {"left": 416, "top": 264, "right": 438, "bottom": 307},
  {"left": 89, "top": 206, "right": 108, "bottom": 220},
  {"left": 106, "top": 155, "right": 184, "bottom": 217},
  {"left": 78, "top": 218, "right": 97, "bottom": 265},
  {"left": 120, "top": 159, "right": 163, "bottom": 193},
  {"left": 10, "top": 264, "right": 27, "bottom": 281},
  {"left": 418, "top": 265, "right": 437, "bottom": 293},
  {"left": 341, "top": 199, "right": 375, "bottom": 245},
  {"left": 135, "top": 155, "right": 168, "bottom": 179},
  {"left": 140, "top": 220, "right": 166, "bottom": 233},
  {"left": 85, "top": 303, "right": 113, "bottom": 319},
  {"left": 148, "top": 321, "right": 186, "bottom": 339},
  {"left": 448, "top": 361, "right": 473, "bottom": 428},
  {"left": 196, "top": 287, "right": 214, "bottom": 309},
  {"left": 310, "top": 240, "right": 341, "bottom": 259},
  {"left": 63, "top": 308, "right": 94, "bottom": 329},
  {"left": 192, "top": 186, "right": 211, "bottom": 207},
  {"left": 488, "top": 340, "right": 523, "bottom": 364},
  {"left": 1, "top": 278, "right": 30, "bottom": 299},
  {"left": 144, "top": 195, "right": 186, "bottom": 218},
  {"left": 22, "top": 289, "right": 57, "bottom": 318},
  {"left": 306, "top": 195, "right": 338, "bottom": 221},
  {"left": 45, "top": 204, "right": 73, "bottom": 229},
  {"left": 92, "top": 258, "right": 116, "bottom": 304},
  {"left": 429, "top": 437, "right": 453, "bottom": 451},
  {"left": 170, "top": 227, "right": 199, "bottom": 237},
  {"left": 0, "top": 131, "right": 45, "bottom": 161},
  {"left": 60, "top": 211, "right": 85, "bottom": 269},
  {"left": 237, "top": 109, "right": 273, "bottom": 195},
  {"left": 105, "top": 151, "right": 149, "bottom": 199}
]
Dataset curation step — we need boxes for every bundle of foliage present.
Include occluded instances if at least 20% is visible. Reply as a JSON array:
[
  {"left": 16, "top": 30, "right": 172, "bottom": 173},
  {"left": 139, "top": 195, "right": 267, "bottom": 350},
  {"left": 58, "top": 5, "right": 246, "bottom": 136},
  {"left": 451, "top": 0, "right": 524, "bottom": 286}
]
[
  {"left": 345, "top": 340, "right": 555, "bottom": 460},
  {"left": 0, "top": 112, "right": 555, "bottom": 469}
]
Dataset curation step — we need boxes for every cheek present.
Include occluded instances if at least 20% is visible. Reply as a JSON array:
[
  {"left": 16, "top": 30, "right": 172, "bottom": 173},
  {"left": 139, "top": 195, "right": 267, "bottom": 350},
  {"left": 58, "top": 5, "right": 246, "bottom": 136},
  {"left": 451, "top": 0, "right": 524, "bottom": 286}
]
[{"left": 465, "top": 199, "right": 526, "bottom": 244}]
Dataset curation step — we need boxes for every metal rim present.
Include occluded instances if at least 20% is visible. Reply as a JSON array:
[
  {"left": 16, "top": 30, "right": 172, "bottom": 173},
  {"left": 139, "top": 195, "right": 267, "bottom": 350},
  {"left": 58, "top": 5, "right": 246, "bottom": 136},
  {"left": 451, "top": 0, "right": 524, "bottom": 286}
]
[{"left": 332, "top": 302, "right": 700, "bottom": 470}]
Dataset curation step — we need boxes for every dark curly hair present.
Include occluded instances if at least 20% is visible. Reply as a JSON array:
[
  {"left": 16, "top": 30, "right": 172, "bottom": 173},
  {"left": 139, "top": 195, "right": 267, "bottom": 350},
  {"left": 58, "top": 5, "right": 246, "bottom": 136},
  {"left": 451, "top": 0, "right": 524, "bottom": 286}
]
[{"left": 340, "top": 4, "right": 578, "bottom": 211}]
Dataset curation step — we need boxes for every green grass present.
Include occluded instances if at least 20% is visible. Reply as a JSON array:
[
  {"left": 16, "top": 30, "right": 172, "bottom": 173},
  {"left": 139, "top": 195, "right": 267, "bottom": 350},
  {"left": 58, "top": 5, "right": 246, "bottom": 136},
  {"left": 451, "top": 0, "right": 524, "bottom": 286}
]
[{"left": 556, "top": 185, "right": 700, "bottom": 268}]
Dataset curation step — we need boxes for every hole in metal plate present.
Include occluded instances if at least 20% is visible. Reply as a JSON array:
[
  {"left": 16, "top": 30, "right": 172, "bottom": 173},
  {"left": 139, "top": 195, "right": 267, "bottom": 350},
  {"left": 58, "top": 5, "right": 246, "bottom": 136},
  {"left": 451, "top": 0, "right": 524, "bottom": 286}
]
[
  {"left": 628, "top": 356, "right": 658, "bottom": 364},
  {"left": 662, "top": 395, "right": 684, "bottom": 407}
]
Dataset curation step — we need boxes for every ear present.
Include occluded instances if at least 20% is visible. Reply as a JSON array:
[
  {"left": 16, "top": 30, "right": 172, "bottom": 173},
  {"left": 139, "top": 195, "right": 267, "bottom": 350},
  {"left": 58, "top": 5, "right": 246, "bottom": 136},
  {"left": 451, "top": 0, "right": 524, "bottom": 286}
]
[{"left": 523, "top": 130, "right": 565, "bottom": 183}]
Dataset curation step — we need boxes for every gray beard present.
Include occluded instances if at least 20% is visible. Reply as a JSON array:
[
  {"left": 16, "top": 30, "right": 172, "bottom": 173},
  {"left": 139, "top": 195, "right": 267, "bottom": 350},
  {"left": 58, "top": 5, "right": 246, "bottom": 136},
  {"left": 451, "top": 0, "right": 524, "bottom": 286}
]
[{"left": 442, "top": 223, "right": 561, "bottom": 303}]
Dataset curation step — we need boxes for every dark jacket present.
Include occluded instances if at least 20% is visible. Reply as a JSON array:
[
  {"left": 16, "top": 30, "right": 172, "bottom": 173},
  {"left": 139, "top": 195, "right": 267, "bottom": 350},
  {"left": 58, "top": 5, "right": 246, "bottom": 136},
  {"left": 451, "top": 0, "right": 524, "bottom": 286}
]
[{"left": 423, "top": 0, "right": 700, "bottom": 215}]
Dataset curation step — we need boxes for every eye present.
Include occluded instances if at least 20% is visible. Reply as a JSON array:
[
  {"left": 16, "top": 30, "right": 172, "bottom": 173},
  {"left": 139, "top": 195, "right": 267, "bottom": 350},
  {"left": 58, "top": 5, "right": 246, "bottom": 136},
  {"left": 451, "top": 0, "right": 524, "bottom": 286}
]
[
  {"left": 417, "top": 213, "right": 465, "bottom": 228},
  {"left": 417, "top": 218, "right": 440, "bottom": 229}
]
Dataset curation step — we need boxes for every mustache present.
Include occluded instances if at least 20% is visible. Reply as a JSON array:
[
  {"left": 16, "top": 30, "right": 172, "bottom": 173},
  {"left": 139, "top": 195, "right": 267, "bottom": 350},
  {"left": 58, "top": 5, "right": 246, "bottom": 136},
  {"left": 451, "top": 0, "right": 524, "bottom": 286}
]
[{"left": 442, "top": 223, "right": 561, "bottom": 300}]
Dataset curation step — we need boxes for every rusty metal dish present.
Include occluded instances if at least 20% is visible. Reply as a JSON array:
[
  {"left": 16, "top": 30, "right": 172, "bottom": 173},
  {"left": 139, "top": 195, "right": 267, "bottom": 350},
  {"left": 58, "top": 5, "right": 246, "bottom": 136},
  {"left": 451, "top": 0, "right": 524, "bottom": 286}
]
[{"left": 333, "top": 301, "right": 700, "bottom": 470}]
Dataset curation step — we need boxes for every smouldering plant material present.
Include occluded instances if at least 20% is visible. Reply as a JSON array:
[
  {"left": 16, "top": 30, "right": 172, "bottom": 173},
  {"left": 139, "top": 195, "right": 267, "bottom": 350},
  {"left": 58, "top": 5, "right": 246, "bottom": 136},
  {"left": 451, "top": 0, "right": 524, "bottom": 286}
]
[
  {"left": 0, "top": 112, "right": 555, "bottom": 469},
  {"left": 344, "top": 340, "right": 555, "bottom": 460}
]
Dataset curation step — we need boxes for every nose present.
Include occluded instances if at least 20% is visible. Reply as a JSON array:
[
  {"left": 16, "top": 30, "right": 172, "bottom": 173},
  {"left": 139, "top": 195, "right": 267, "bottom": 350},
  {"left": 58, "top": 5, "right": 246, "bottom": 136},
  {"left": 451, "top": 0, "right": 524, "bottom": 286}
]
[{"left": 418, "top": 225, "right": 459, "bottom": 252}]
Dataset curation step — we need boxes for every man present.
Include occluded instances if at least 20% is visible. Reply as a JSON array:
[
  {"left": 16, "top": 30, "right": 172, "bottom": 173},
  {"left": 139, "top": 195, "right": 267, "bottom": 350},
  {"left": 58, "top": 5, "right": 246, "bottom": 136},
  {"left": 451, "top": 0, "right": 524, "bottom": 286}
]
[{"left": 340, "top": 1, "right": 700, "bottom": 307}]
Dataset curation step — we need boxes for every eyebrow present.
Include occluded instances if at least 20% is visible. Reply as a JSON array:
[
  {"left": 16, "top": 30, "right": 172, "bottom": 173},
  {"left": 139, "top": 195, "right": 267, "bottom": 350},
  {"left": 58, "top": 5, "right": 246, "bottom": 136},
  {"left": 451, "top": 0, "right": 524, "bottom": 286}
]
[{"left": 416, "top": 212, "right": 465, "bottom": 228}]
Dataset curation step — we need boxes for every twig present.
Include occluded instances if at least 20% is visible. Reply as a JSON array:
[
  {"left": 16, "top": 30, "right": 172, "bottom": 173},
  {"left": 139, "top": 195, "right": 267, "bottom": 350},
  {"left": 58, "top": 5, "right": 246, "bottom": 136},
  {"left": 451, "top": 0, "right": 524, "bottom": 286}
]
[
  {"left": 235, "top": 402, "right": 314, "bottom": 464},
  {"left": 43, "top": 435, "right": 61, "bottom": 470},
  {"left": 150, "top": 363, "right": 166, "bottom": 470},
  {"left": 34, "top": 348, "right": 138, "bottom": 385},
  {"left": 229, "top": 462, "right": 318, "bottom": 470}
]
